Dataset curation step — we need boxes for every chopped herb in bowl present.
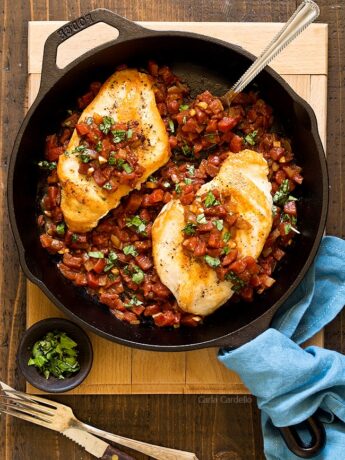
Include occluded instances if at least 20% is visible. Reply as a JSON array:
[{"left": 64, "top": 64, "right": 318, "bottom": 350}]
[{"left": 28, "top": 331, "right": 80, "bottom": 380}]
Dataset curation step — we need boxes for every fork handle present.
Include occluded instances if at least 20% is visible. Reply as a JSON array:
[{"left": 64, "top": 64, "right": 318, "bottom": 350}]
[{"left": 78, "top": 422, "right": 198, "bottom": 460}]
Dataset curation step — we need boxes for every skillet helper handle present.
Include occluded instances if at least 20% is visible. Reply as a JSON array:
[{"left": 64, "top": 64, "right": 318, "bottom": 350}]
[
  {"left": 40, "top": 8, "right": 147, "bottom": 88},
  {"left": 278, "top": 415, "right": 326, "bottom": 458}
]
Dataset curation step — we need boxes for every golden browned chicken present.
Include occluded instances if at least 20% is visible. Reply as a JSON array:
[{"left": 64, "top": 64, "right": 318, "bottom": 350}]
[
  {"left": 152, "top": 149, "right": 273, "bottom": 316},
  {"left": 58, "top": 69, "right": 170, "bottom": 233}
]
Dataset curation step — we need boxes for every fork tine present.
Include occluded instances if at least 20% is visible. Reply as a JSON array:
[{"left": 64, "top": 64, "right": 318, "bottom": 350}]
[
  {"left": 2, "top": 388, "right": 61, "bottom": 409},
  {"left": 0, "top": 395, "right": 55, "bottom": 416},
  {"left": 0, "top": 404, "right": 53, "bottom": 429},
  {"left": 0, "top": 402, "right": 53, "bottom": 423}
]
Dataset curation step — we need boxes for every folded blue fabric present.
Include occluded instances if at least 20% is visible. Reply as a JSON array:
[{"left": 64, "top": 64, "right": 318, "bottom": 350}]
[{"left": 218, "top": 236, "right": 345, "bottom": 459}]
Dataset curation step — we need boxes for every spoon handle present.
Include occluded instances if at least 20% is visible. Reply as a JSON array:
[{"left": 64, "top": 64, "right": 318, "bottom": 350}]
[{"left": 222, "top": 0, "right": 320, "bottom": 106}]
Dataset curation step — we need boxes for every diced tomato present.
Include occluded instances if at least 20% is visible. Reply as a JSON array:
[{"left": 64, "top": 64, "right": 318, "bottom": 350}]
[
  {"left": 230, "top": 134, "right": 243, "bottom": 153},
  {"left": 283, "top": 200, "right": 297, "bottom": 216},
  {"left": 144, "top": 305, "right": 161, "bottom": 316},
  {"left": 135, "top": 254, "right": 153, "bottom": 271},
  {"left": 125, "top": 192, "right": 142, "bottom": 213},
  {"left": 194, "top": 239, "right": 207, "bottom": 257},
  {"left": 63, "top": 253, "right": 83, "bottom": 269},
  {"left": 153, "top": 310, "right": 176, "bottom": 327},
  {"left": 87, "top": 272, "right": 100, "bottom": 289},
  {"left": 222, "top": 249, "right": 238, "bottom": 266},
  {"left": 93, "top": 258, "right": 107, "bottom": 273},
  {"left": 149, "top": 189, "right": 164, "bottom": 204},
  {"left": 208, "top": 231, "right": 223, "bottom": 248},
  {"left": 74, "top": 273, "right": 88, "bottom": 286},
  {"left": 78, "top": 91, "right": 94, "bottom": 109},
  {"left": 75, "top": 123, "right": 90, "bottom": 136},
  {"left": 151, "top": 281, "right": 171, "bottom": 299},
  {"left": 229, "top": 259, "right": 247, "bottom": 274},
  {"left": 218, "top": 117, "right": 237, "bottom": 133},
  {"left": 93, "top": 168, "right": 107, "bottom": 187}
]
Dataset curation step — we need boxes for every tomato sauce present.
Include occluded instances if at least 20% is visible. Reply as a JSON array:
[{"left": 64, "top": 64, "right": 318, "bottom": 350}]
[{"left": 38, "top": 61, "right": 302, "bottom": 328}]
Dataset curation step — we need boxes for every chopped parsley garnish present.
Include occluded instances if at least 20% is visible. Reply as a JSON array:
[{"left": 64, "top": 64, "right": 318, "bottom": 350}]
[
  {"left": 28, "top": 331, "right": 80, "bottom": 380},
  {"left": 184, "top": 178, "right": 193, "bottom": 185},
  {"left": 95, "top": 141, "right": 102, "bottom": 152},
  {"left": 213, "top": 219, "right": 224, "bottom": 231},
  {"left": 56, "top": 223, "right": 65, "bottom": 236},
  {"left": 123, "top": 245, "right": 138, "bottom": 257},
  {"left": 182, "top": 222, "right": 197, "bottom": 235},
  {"left": 104, "top": 251, "right": 118, "bottom": 272},
  {"left": 204, "top": 255, "right": 221, "bottom": 268},
  {"left": 38, "top": 160, "right": 57, "bottom": 170},
  {"left": 126, "top": 215, "right": 146, "bottom": 234},
  {"left": 125, "top": 295, "right": 143, "bottom": 308},
  {"left": 168, "top": 119, "right": 175, "bottom": 133},
  {"left": 72, "top": 145, "right": 86, "bottom": 154},
  {"left": 79, "top": 153, "right": 91, "bottom": 163},
  {"left": 108, "top": 152, "right": 116, "bottom": 165},
  {"left": 175, "top": 184, "right": 182, "bottom": 194},
  {"left": 179, "top": 104, "right": 189, "bottom": 111},
  {"left": 196, "top": 213, "right": 207, "bottom": 224},
  {"left": 204, "top": 191, "right": 220, "bottom": 208},
  {"left": 112, "top": 129, "right": 127, "bottom": 143},
  {"left": 223, "top": 231, "right": 231, "bottom": 242},
  {"left": 225, "top": 271, "right": 246, "bottom": 292},
  {"left": 181, "top": 144, "right": 192, "bottom": 156},
  {"left": 244, "top": 130, "right": 258, "bottom": 146},
  {"left": 147, "top": 175, "right": 158, "bottom": 183},
  {"left": 103, "top": 183, "right": 112, "bottom": 190},
  {"left": 273, "top": 179, "right": 292, "bottom": 206},
  {"left": 88, "top": 251, "right": 104, "bottom": 259},
  {"left": 131, "top": 266, "right": 145, "bottom": 285},
  {"left": 187, "top": 164, "right": 195, "bottom": 176},
  {"left": 222, "top": 246, "right": 230, "bottom": 255},
  {"left": 99, "top": 116, "right": 114, "bottom": 134},
  {"left": 71, "top": 234, "right": 78, "bottom": 243},
  {"left": 126, "top": 128, "right": 133, "bottom": 139}
]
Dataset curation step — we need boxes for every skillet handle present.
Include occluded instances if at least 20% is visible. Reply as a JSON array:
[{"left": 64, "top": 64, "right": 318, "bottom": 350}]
[
  {"left": 278, "top": 415, "right": 326, "bottom": 458},
  {"left": 40, "top": 8, "right": 148, "bottom": 89}
]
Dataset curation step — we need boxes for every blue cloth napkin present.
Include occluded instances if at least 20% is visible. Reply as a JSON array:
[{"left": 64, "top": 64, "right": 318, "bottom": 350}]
[{"left": 218, "top": 236, "right": 345, "bottom": 459}]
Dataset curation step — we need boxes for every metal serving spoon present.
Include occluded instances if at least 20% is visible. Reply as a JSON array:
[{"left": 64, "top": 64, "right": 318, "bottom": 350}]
[{"left": 220, "top": 0, "right": 320, "bottom": 107}]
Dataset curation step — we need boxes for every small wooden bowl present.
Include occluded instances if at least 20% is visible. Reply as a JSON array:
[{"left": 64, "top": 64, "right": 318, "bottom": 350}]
[{"left": 18, "top": 318, "right": 93, "bottom": 393}]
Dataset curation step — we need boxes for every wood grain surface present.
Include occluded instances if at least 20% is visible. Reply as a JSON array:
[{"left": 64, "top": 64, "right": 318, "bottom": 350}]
[
  {"left": 1, "top": 1, "right": 344, "bottom": 459},
  {"left": 26, "top": 21, "right": 326, "bottom": 396}
]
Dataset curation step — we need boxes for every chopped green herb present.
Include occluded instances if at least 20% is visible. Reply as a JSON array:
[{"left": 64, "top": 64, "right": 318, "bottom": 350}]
[
  {"left": 187, "top": 164, "right": 195, "bottom": 176},
  {"left": 204, "top": 191, "right": 220, "bottom": 208},
  {"left": 112, "top": 129, "right": 127, "bottom": 143},
  {"left": 95, "top": 141, "right": 102, "bottom": 152},
  {"left": 127, "top": 128, "right": 133, "bottom": 139},
  {"left": 213, "top": 219, "right": 224, "bottom": 231},
  {"left": 71, "top": 234, "right": 78, "bottom": 243},
  {"left": 204, "top": 255, "right": 221, "bottom": 268},
  {"left": 79, "top": 153, "right": 91, "bottom": 163},
  {"left": 88, "top": 251, "right": 104, "bottom": 259},
  {"left": 225, "top": 271, "right": 246, "bottom": 292},
  {"left": 72, "top": 145, "right": 86, "bottom": 154},
  {"left": 99, "top": 116, "right": 114, "bottom": 134},
  {"left": 125, "top": 295, "right": 143, "bottom": 308},
  {"left": 126, "top": 215, "right": 146, "bottom": 234},
  {"left": 108, "top": 251, "right": 118, "bottom": 263},
  {"left": 168, "top": 119, "right": 175, "bottom": 133},
  {"left": 184, "top": 178, "right": 192, "bottom": 185},
  {"left": 222, "top": 246, "right": 230, "bottom": 255},
  {"left": 196, "top": 213, "right": 207, "bottom": 224},
  {"left": 181, "top": 144, "right": 192, "bottom": 156},
  {"left": 27, "top": 331, "right": 80, "bottom": 380},
  {"left": 223, "top": 231, "right": 231, "bottom": 242},
  {"left": 175, "top": 184, "right": 182, "bottom": 194},
  {"left": 179, "top": 104, "right": 189, "bottom": 112},
  {"left": 244, "top": 130, "right": 258, "bottom": 146},
  {"left": 122, "top": 163, "right": 133, "bottom": 174},
  {"left": 147, "top": 175, "right": 158, "bottom": 183},
  {"left": 67, "top": 109, "right": 73, "bottom": 115},
  {"left": 272, "top": 205, "right": 279, "bottom": 217},
  {"left": 108, "top": 151, "right": 116, "bottom": 165},
  {"left": 56, "top": 223, "right": 65, "bottom": 236},
  {"left": 107, "top": 273, "right": 116, "bottom": 281},
  {"left": 182, "top": 222, "right": 197, "bottom": 235},
  {"left": 131, "top": 266, "right": 145, "bottom": 285},
  {"left": 123, "top": 245, "right": 138, "bottom": 257},
  {"left": 273, "top": 179, "right": 290, "bottom": 206},
  {"left": 38, "top": 160, "right": 57, "bottom": 170},
  {"left": 103, "top": 183, "right": 112, "bottom": 191}
]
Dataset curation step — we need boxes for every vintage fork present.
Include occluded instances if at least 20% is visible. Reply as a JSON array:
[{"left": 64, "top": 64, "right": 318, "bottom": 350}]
[{"left": 0, "top": 382, "right": 198, "bottom": 460}]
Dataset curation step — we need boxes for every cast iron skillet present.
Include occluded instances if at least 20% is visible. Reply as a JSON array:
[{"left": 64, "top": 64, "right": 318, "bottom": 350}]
[{"left": 8, "top": 10, "right": 328, "bottom": 457}]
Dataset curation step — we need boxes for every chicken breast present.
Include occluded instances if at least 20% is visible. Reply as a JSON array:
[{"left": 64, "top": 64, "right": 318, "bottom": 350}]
[
  {"left": 58, "top": 69, "right": 170, "bottom": 233},
  {"left": 152, "top": 149, "right": 273, "bottom": 316}
]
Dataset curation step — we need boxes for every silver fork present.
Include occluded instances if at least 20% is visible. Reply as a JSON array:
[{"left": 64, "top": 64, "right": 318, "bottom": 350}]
[{"left": 0, "top": 382, "right": 198, "bottom": 460}]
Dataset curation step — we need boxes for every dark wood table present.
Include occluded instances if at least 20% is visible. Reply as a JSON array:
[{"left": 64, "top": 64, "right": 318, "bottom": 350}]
[{"left": 1, "top": 1, "right": 344, "bottom": 459}]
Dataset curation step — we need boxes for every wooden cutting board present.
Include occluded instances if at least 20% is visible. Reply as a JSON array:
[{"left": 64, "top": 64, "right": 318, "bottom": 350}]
[{"left": 26, "top": 21, "right": 327, "bottom": 395}]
